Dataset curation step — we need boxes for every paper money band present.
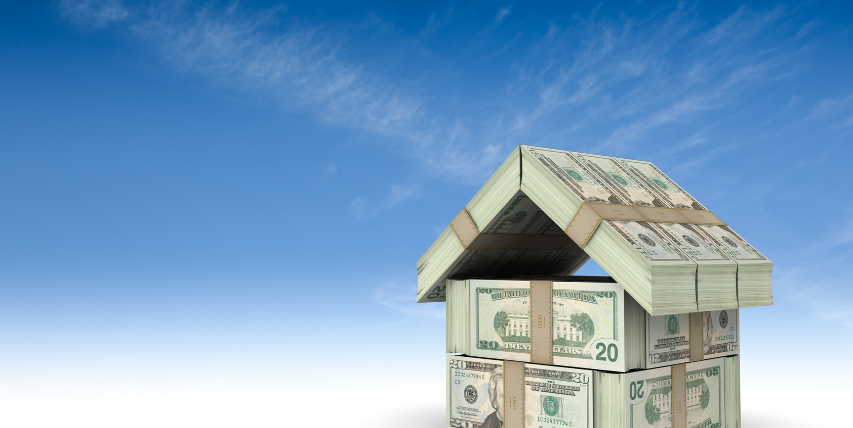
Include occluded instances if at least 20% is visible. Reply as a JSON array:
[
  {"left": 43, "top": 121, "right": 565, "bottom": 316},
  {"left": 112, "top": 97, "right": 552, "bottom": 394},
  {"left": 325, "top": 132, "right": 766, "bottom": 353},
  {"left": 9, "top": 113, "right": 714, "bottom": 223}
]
[
  {"left": 689, "top": 312, "right": 705, "bottom": 363},
  {"left": 449, "top": 208, "right": 580, "bottom": 250},
  {"left": 529, "top": 281, "right": 553, "bottom": 365},
  {"left": 672, "top": 363, "right": 688, "bottom": 428},
  {"left": 564, "top": 202, "right": 726, "bottom": 248},
  {"left": 503, "top": 360, "right": 525, "bottom": 428}
]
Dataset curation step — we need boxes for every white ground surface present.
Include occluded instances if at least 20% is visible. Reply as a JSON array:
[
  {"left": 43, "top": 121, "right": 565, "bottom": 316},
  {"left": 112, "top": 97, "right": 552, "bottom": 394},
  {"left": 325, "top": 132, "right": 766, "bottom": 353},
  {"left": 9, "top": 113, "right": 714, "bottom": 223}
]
[{"left": 0, "top": 373, "right": 845, "bottom": 427}]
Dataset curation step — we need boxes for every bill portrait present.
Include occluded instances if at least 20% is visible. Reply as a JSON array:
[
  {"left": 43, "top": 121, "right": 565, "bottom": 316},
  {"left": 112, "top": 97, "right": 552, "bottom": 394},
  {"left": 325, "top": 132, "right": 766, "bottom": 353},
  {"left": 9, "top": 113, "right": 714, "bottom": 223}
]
[
  {"left": 480, "top": 366, "right": 504, "bottom": 428},
  {"left": 704, "top": 311, "right": 713, "bottom": 352}
]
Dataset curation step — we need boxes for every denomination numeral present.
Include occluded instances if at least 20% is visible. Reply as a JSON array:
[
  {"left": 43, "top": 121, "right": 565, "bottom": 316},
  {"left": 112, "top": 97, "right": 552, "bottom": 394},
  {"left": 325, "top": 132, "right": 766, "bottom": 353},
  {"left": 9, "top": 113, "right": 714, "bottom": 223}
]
[
  {"left": 630, "top": 380, "right": 645, "bottom": 400},
  {"left": 596, "top": 343, "right": 605, "bottom": 360},
  {"left": 479, "top": 340, "right": 500, "bottom": 349},
  {"left": 595, "top": 343, "right": 619, "bottom": 362},
  {"left": 427, "top": 285, "right": 446, "bottom": 300}
]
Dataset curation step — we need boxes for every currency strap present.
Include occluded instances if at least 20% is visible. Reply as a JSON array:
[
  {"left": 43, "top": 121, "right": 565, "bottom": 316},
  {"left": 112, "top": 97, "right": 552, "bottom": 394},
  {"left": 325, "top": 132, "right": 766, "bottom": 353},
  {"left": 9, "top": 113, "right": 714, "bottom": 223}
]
[
  {"left": 672, "top": 363, "right": 688, "bottom": 428},
  {"left": 674, "top": 315, "right": 706, "bottom": 428},
  {"left": 449, "top": 203, "right": 723, "bottom": 250},
  {"left": 503, "top": 360, "right": 525, "bottom": 428},
  {"left": 565, "top": 202, "right": 726, "bottom": 248},
  {"left": 449, "top": 208, "right": 580, "bottom": 250},
  {"left": 688, "top": 312, "right": 705, "bottom": 362},
  {"left": 529, "top": 281, "right": 553, "bottom": 365}
]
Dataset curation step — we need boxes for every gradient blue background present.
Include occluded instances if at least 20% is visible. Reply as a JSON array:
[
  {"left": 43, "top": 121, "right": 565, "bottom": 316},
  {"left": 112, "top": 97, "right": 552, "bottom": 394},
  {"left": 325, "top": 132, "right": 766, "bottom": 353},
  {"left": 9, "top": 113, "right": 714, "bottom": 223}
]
[{"left": 1, "top": 1, "right": 851, "bottom": 426}]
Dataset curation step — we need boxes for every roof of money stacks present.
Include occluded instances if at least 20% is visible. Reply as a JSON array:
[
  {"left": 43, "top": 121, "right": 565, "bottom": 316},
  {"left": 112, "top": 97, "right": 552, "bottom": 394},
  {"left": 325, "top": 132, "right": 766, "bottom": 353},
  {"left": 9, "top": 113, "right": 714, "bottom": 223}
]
[{"left": 417, "top": 145, "right": 773, "bottom": 316}]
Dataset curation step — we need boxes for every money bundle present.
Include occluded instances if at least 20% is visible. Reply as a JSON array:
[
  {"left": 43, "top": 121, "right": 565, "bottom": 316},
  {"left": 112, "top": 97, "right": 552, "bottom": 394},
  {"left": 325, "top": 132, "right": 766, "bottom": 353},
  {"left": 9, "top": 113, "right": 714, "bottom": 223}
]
[
  {"left": 417, "top": 146, "right": 773, "bottom": 315},
  {"left": 447, "top": 354, "right": 740, "bottom": 428},
  {"left": 423, "top": 145, "right": 764, "bottom": 427},
  {"left": 418, "top": 189, "right": 589, "bottom": 303},
  {"left": 446, "top": 278, "right": 739, "bottom": 372},
  {"left": 595, "top": 355, "right": 741, "bottom": 428}
]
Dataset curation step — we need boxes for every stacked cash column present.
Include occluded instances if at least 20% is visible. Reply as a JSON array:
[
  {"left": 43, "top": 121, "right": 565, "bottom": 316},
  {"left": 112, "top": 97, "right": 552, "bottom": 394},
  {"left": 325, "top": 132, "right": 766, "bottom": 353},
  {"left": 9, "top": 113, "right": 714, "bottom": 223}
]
[
  {"left": 418, "top": 146, "right": 771, "bottom": 428},
  {"left": 445, "top": 279, "right": 740, "bottom": 428}
]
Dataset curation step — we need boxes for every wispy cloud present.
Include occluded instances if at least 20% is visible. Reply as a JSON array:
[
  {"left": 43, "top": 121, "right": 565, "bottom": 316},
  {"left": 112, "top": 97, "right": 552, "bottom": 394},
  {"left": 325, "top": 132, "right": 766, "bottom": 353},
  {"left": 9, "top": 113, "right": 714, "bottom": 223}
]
[
  {"left": 350, "top": 184, "right": 421, "bottom": 219},
  {"left": 809, "top": 213, "right": 853, "bottom": 249},
  {"left": 495, "top": 7, "right": 512, "bottom": 25},
  {"left": 128, "top": 7, "right": 424, "bottom": 138},
  {"left": 794, "top": 19, "right": 820, "bottom": 40},
  {"left": 350, "top": 198, "right": 369, "bottom": 218},
  {"left": 422, "top": 7, "right": 453, "bottom": 37},
  {"left": 774, "top": 266, "right": 853, "bottom": 331},
  {"left": 385, "top": 184, "right": 419, "bottom": 209},
  {"left": 771, "top": 214, "right": 853, "bottom": 332},
  {"left": 59, "top": 0, "right": 511, "bottom": 182},
  {"left": 802, "top": 92, "right": 853, "bottom": 128},
  {"left": 58, "top": 1, "right": 819, "bottom": 182},
  {"left": 59, "top": 0, "right": 128, "bottom": 28},
  {"left": 498, "top": 4, "right": 805, "bottom": 166}
]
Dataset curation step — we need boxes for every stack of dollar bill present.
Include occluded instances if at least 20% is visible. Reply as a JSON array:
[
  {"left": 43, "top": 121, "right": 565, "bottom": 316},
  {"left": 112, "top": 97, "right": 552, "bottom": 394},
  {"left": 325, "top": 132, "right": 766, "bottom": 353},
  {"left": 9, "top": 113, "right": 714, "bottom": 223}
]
[
  {"left": 418, "top": 146, "right": 773, "bottom": 315},
  {"left": 520, "top": 146, "right": 772, "bottom": 313},
  {"left": 417, "top": 190, "right": 590, "bottom": 304},
  {"left": 448, "top": 354, "right": 740, "bottom": 428},
  {"left": 447, "top": 279, "right": 740, "bottom": 372},
  {"left": 695, "top": 224, "right": 773, "bottom": 308}
]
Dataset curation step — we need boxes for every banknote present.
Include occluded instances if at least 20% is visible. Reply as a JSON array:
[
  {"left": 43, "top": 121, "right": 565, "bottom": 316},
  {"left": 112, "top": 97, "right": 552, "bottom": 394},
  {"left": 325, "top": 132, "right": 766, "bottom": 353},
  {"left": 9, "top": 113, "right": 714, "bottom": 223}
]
[
  {"left": 605, "top": 221, "right": 693, "bottom": 263},
  {"left": 626, "top": 366, "right": 673, "bottom": 428},
  {"left": 524, "top": 364, "right": 593, "bottom": 428},
  {"left": 471, "top": 283, "right": 533, "bottom": 363},
  {"left": 685, "top": 359, "right": 726, "bottom": 428},
  {"left": 524, "top": 147, "right": 623, "bottom": 204},
  {"left": 646, "top": 313, "right": 690, "bottom": 369},
  {"left": 574, "top": 153, "right": 665, "bottom": 207},
  {"left": 703, "top": 310, "right": 739, "bottom": 358},
  {"left": 480, "top": 192, "right": 567, "bottom": 235},
  {"left": 695, "top": 225, "right": 767, "bottom": 261},
  {"left": 646, "top": 310, "right": 740, "bottom": 369},
  {"left": 613, "top": 158, "right": 707, "bottom": 210},
  {"left": 471, "top": 281, "right": 627, "bottom": 371},
  {"left": 650, "top": 223, "right": 731, "bottom": 262},
  {"left": 625, "top": 360, "right": 726, "bottom": 428},
  {"left": 447, "top": 355, "right": 505, "bottom": 428},
  {"left": 695, "top": 225, "right": 772, "bottom": 308},
  {"left": 551, "top": 283, "right": 625, "bottom": 371}
]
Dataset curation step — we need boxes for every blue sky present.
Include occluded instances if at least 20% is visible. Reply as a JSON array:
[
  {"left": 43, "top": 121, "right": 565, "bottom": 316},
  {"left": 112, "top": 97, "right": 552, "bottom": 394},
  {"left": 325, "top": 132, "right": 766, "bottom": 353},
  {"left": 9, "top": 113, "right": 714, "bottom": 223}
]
[{"left": 1, "top": 1, "right": 852, "bottom": 426}]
